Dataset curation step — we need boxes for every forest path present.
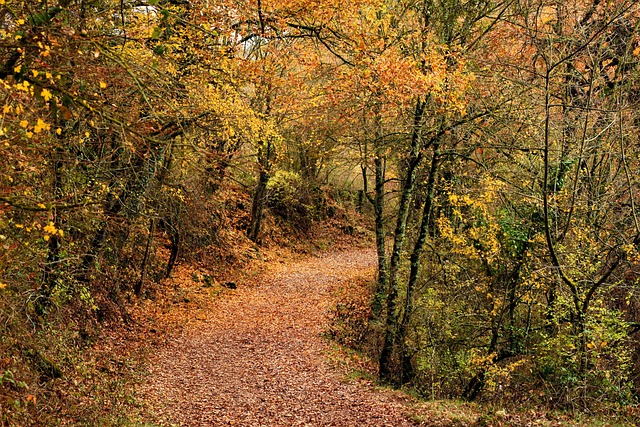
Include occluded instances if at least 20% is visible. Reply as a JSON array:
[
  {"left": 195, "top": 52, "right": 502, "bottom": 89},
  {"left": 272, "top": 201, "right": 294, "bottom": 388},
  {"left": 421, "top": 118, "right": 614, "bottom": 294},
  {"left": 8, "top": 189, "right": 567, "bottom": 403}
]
[{"left": 140, "top": 248, "right": 418, "bottom": 426}]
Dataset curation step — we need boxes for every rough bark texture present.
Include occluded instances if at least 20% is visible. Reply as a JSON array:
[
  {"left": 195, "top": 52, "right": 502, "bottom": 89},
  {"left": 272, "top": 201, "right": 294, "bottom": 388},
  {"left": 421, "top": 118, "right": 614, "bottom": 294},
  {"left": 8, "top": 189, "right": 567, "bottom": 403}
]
[
  {"left": 398, "top": 142, "right": 440, "bottom": 383},
  {"left": 379, "top": 100, "right": 424, "bottom": 383}
]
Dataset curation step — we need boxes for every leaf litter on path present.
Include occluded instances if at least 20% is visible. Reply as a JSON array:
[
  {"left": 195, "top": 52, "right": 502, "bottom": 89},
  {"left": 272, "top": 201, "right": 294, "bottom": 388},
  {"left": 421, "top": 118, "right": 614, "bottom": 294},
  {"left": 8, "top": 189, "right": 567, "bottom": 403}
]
[{"left": 140, "top": 248, "right": 419, "bottom": 426}]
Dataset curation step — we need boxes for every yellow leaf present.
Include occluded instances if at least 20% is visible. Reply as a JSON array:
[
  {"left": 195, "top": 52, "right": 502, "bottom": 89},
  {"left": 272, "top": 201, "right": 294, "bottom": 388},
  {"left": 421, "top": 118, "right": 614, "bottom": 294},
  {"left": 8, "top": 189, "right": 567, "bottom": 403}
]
[
  {"left": 0, "top": 283, "right": 7, "bottom": 290},
  {"left": 19, "top": 120, "right": 28, "bottom": 128},
  {"left": 99, "top": 82, "right": 107, "bottom": 89},
  {"left": 34, "top": 118, "right": 50, "bottom": 133},
  {"left": 41, "top": 88, "right": 53, "bottom": 101},
  {"left": 44, "top": 222, "right": 57, "bottom": 234}
]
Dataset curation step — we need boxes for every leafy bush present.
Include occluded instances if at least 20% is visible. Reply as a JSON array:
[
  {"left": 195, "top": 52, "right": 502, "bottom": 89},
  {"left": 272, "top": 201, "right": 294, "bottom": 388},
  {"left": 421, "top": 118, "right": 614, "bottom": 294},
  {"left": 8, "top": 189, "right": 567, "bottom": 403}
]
[{"left": 266, "top": 170, "right": 326, "bottom": 232}]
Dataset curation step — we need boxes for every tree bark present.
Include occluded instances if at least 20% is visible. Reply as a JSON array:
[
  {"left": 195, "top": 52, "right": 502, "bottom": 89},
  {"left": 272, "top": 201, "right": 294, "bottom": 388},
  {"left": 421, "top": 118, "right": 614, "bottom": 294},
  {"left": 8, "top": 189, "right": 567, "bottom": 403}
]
[
  {"left": 366, "top": 107, "right": 389, "bottom": 318},
  {"left": 165, "top": 225, "right": 180, "bottom": 278},
  {"left": 398, "top": 141, "right": 440, "bottom": 383},
  {"left": 248, "top": 161, "right": 270, "bottom": 243},
  {"left": 379, "top": 99, "right": 425, "bottom": 383},
  {"left": 38, "top": 148, "right": 63, "bottom": 316},
  {"left": 135, "top": 219, "right": 156, "bottom": 296}
]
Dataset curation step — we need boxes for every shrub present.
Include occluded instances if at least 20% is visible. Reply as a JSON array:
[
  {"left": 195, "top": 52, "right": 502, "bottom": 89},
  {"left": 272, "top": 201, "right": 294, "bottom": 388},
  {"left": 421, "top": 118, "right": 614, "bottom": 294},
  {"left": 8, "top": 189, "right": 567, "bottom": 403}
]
[{"left": 266, "top": 170, "right": 326, "bottom": 232}]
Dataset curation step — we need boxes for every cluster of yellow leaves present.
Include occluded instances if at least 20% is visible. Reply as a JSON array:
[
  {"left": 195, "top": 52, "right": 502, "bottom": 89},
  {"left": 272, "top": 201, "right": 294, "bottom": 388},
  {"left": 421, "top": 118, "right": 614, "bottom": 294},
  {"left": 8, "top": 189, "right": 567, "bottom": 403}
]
[
  {"left": 440, "top": 177, "right": 504, "bottom": 262},
  {"left": 485, "top": 358, "right": 528, "bottom": 392},
  {"left": 43, "top": 221, "right": 63, "bottom": 241}
]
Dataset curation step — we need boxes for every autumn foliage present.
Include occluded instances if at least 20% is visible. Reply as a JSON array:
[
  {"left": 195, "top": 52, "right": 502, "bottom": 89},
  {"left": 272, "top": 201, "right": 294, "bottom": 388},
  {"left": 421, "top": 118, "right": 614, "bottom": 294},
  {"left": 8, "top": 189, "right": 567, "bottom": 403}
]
[{"left": 2, "top": 0, "right": 640, "bottom": 424}]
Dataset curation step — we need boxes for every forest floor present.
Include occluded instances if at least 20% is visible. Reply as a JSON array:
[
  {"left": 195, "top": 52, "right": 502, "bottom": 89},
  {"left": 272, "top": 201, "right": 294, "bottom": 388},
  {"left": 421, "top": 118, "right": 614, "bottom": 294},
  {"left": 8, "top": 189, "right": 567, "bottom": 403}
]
[{"left": 137, "top": 247, "right": 424, "bottom": 426}]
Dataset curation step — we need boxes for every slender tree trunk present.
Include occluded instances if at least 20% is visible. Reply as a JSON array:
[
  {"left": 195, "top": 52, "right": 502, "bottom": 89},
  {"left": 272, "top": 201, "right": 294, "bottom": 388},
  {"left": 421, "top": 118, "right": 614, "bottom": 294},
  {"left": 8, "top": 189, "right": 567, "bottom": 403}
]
[
  {"left": 398, "top": 141, "right": 440, "bottom": 383},
  {"left": 78, "top": 222, "right": 108, "bottom": 283},
  {"left": 463, "top": 325, "right": 501, "bottom": 401},
  {"left": 372, "top": 150, "right": 388, "bottom": 315},
  {"left": 248, "top": 164, "right": 270, "bottom": 243},
  {"left": 367, "top": 106, "right": 389, "bottom": 318},
  {"left": 135, "top": 219, "right": 156, "bottom": 296},
  {"left": 77, "top": 186, "right": 124, "bottom": 283},
  {"left": 76, "top": 131, "right": 150, "bottom": 283},
  {"left": 506, "top": 241, "right": 528, "bottom": 354},
  {"left": 38, "top": 149, "right": 63, "bottom": 316},
  {"left": 545, "top": 280, "right": 558, "bottom": 335},
  {"left": 165, "top": 225, "right": 180, "bottom": 278},
  {"left": 379, "top": 99, "right": 425, "bottom": 383},
  {"left": 360, "top": 149, "right": 386, "bottom": 319},
  {"left": 356, "top": 189, "right": 364, "bottom": 213}
]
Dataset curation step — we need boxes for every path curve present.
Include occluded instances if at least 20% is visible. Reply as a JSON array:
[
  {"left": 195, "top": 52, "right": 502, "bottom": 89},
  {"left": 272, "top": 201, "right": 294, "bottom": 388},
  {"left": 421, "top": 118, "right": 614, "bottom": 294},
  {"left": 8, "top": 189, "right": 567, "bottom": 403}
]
[{"left": 142, "top": 248, "right": 416, "bottom": 426}]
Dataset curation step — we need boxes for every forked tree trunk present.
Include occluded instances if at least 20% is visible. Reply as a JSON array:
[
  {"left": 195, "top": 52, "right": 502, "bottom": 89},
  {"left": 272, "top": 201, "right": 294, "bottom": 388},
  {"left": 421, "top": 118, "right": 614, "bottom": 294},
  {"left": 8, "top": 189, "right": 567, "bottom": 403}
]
[
  {"left": 379, "top": 99, "right": 425, "bottom": 383},
  {"left": 398, "top": 142, "right": 440, "bottom": 383}
]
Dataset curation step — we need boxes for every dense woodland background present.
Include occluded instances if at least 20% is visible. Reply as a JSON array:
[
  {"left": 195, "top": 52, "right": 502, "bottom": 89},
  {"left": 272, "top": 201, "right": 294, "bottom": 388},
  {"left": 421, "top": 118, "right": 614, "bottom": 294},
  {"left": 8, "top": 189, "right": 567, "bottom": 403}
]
[{"left": 2, "top": 0, "right": 640, "bottom": 424}]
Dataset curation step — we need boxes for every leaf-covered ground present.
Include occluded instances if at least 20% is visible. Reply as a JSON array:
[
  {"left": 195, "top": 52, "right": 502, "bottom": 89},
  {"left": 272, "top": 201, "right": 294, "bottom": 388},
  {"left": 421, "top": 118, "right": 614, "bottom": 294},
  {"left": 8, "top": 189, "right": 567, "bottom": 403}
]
[{"left": 139, "top": 248, "right": 419, "bottom": 426}]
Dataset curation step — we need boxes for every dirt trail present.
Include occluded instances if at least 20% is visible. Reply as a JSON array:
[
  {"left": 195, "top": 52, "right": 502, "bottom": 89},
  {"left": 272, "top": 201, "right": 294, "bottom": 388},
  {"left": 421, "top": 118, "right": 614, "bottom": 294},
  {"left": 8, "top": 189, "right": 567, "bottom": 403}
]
[{"left": 141, "top": 248, "right": 418, "bottom": 426}]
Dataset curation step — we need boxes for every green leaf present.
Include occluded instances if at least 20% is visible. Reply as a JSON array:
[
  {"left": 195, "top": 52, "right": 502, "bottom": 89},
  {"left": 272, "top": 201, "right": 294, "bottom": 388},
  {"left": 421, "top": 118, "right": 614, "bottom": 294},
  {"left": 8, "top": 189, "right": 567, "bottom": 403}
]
[
  {"left": 153, "top": 44, "right": 166, "bottom": 56},
  {"left": 151, "top": 26, "right": 163, "bottom": 40}
]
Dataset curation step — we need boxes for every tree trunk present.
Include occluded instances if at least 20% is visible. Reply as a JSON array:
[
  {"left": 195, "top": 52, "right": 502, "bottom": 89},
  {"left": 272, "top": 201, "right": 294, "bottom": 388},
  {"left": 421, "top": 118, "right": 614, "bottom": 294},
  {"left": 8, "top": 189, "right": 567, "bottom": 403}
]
[
  {"left": 135, "top": 219, "right": 156, "bottom": 296},
  {"left": 37, "top": 148, "right": 63, "bottom": 316},
  {"left": 76, "top": 188, "right": 124, "bottom": 283},
  {"left": 364, "top": 106, "right": 389, "bottom": 319},
  {"left": 379, "top": 99, "right": 425, "bottom": 384},
  {"left": 248, "top": 166, "right": 270, "bottom": 242},
  {"left": 398, "top": 141, "right": 440, "bottom": 384},
  {"left": 372, "top": 151, "right": 388, "bottom": 317},
  {"left": 165, "top": 226, "right": 180, "bottom": 278}
]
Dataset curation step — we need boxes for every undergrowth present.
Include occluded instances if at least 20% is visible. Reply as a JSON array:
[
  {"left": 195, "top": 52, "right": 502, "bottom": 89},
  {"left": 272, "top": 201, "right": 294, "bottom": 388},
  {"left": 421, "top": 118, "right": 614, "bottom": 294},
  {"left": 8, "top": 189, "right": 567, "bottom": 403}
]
[
  {"left": 326, "top": 275, "right": 640, "bottom": 427},
  {"left": 1, "top": 183, "right": 369, "bottom": 426}
]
